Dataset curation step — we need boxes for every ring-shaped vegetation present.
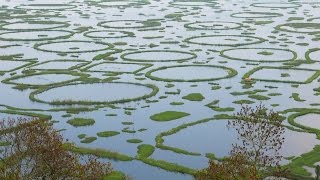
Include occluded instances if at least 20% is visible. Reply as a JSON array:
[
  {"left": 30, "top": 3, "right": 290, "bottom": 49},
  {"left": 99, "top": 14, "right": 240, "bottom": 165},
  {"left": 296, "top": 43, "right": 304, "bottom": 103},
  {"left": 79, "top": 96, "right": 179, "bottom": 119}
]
[
  {"left": 275, "top": 23, "right": 320, "bottom": 33},
  {"left": 89, "top": 0, "right": 150, "bottom": 7},
  {"left": 0, "top": 30, "right": 74, "bottom": 41},
  {"left": 82, "top": 62, "right": 152, "bottom": 74},
  {"left": 184, "top": 21, "right": 242, "bottom": 30},
  {"left": 220, "top": 48, "right": 297, "bottom": 62},
  {"left": 184, "top": 35, "right": 266, "bottom": 47},
  {"left": 155, "top": 116, "right": 234, "bottom": 156},
  {"left": 34, "top": 40, "right": 113, "bottom": 53},
  {"left": 243, "top": 66, "right": 320, "bottom": 84},
  {"left": 231, "top": 12, "right": 283, "bottom": 18},
  {"left": 306, "top": 48, "right": 320, "bottom": 62},
  {"left": 146, "top": 65, "right": 237, "bottom": 82},
  {"left": 27, "top": 59, "right": 90, "bottom": 71},
  {"left": 98, "top": 20, "right": 161, "bottom": 29},
  {"left": 169, "top": 0, "right": 217, "bottom": 7},
  {"left": 0, "top": 58, "right": 37, "bottom": 73},
  {"left": 0, "top": 109, "right": 52, "bottom": 122},
  {"left": 251, "top": 3, "right": 301, "bottom": 8},
  {"left": 29, "top": 82, "right": 159, "bottom": 106},
  {"left": 15, "top": 4, "right": 77, "bottom": 10},
  {"left": 121, "top": 50, "right": 197, "bottom": 62},
  {"left": 287, "top": 110, "right": 320, "bottom": 138},
  {"left": 83, "top": 30, "right": 134, "bottom": 38},
  {"left": 2, "top": 71, "right": 89, "bottom": 87},
  {"left": 0, "top": 21, "right": 70, "bottom": 31}
]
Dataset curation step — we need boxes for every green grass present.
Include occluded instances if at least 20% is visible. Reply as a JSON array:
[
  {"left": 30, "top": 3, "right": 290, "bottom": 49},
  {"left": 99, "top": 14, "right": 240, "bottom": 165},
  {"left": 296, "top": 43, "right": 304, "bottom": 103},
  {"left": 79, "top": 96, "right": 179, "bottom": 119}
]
[
  {"left": 150, "top": 111, "right": 190, "bottom": 122},
  {"left": 67, "top": 118, "right": 95, "bottom": 127},
  {"left": 104, "top": 171, "right": 126, "bottom": 180},
  {"left": 268, "top": 93, "right": 282, "bottom": 96},
  {"left": 285, "top": 145, "right": 320, "bottom": 177},
  {"left": 137, "top": 144, "right": 155, "bottom": 159},
  {"left": 140, "top": 158, "right": 196, "bottom": 175},
  {"left": 182, "top": 93, "right": 205, "bottom": 101},
  {"left": 121, "top": 122, "right": 134, "bottom": 125},
  {"left": 207, "top": 106, "right": 235, "bottom": 112},
  {"left": 291, "top": 93, "right": 306, "bottom": 102},
  {"left": 126, "top": 139, "right": 143, "bottom": 143},
  {"left": 233, "top": 99, "right": 255, "bottom": 104},
  {"left": 145, "top": 65, "right": 237, "bottom": 82},
  {"left": 80, "top": 137, "right": 97, "bottom": 144},
  {"left": 248, "top": 94, "right": 270, "bottom": 101},
  {"left": 97, "top": 131, "right": 120, "bottom": 138},
  {"left": 64, "top": 144, "right": 134, "bottom": 161},
  {"left": 77, "top": 134, "right": 86, "bottom": 139},
  {"left": 170, "top": 102, "right": 184, "bottom": 106}
]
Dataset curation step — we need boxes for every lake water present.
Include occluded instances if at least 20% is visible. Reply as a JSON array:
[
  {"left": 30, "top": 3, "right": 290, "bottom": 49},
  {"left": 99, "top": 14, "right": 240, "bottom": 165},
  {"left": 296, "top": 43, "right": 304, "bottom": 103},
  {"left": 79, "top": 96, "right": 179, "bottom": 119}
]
[{"left": 0, "top": 0, "right": 320, "bottom": 179}]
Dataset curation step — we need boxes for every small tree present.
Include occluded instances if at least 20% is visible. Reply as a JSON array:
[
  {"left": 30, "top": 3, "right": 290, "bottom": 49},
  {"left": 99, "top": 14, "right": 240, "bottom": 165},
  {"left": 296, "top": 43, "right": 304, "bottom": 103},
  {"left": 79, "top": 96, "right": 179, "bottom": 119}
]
[
  {"left": 0, "top": 117, "right": 113, "bottom": 179},
  {"left": 228, "top": 104, "right": 285, "bottom": 177},
  {"left": 196, "top": 105, "right": 286, "bottom": 179}
]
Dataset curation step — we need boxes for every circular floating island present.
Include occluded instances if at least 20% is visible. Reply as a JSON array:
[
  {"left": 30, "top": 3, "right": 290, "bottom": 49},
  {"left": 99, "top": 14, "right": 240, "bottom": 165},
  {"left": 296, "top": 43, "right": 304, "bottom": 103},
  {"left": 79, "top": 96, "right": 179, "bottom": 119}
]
[
  {"left": 146, "top": 65, "right": 237, "bottom": 82},
  {"left": 30, "top": 82, "right": 159, "bottom": 105},
  {"left": 231, "top": 12, "right": 283, "bottom": 18},
  {"left": 34, "top": 40, "right": 113, "bottom": 53},
  {"left": 121, "top": 50, "right": 196, "bottom": 62},
  {"left": 306, "top": 48, "right": 320, "bottom": 62},
  {"left": 15, "top": 4, "right": 76, "bottom": 10},
  {"left": 2, "top": 71, "right": 87, "bottom": 86},
  {"left": 184, "top": 35, "right": 266, "bottom": 47},
  {"left": 98, "top": 20, "right": 161, "bottom": 29},
  {"left": 251, "top": 3, "right": 301, "bottom": 8},
  {"left": 84, "top": 30, "right": 134, "bottom": 38},
  {"left": 0, "top": 21, "right": 69, "bottom": 30},
  {"left": 185, "top": 21, "right": 242, "bottom": 30},
  {"left": 0, "top": 30, "right": 74, "bottom": 41},
  {"left": 170, "top": 0, "right": 217, "bottom": 6},
  {"left": 275, "top": 23, "right": 320, "bottom": 33},
  {"left": 220, "top": 48, "right": 297, "bottom": 62},
  {"left": 92, "top": 0, "right": 149, "bottom": 7}
]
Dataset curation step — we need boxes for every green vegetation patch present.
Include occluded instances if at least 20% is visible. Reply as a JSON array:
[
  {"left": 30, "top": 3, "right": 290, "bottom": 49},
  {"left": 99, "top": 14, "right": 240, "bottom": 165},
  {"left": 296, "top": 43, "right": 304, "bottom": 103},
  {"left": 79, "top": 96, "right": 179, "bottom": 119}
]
[
  {"left": 220, "top": 48, "right": 297, "bottom": 62},
  {"left": 291, "top": 93, "right": 306, "bottom": 102},
  {"left": 0, "top": 30, "right": 74, "bottom": 41},
  {"left": 97, "top": 131, "right": 120, "bottom": 138},
  {"left": 243, "top": 66, "right": 320, "bottom": 84},
  {"left": 150, "top": 111, "right": 190, "bottom": 122},
  {"left": 182, "top": 93, "right": 205, "bottom": 101},
  {"left": 30, "top": 82, "right": 159, "bottom": 106},
  {"left": 28, "top": 59, "right": 90, "bottom": 71},
  {"left": 0, "top": 20, "right": 70, "bottom": 31},
  {"left": 146, "top": 65, "right": 237, "bottom": 82},
  {"left": 104, "top": 171, "right": 126, "bottom": 180},
  {"left": 137, "top": 144, "right": 155, "bottom": 159},
  {"left": 184, "top": 35, "right": 266, "bottom": 47},
  {"left": 0, "top": 58, "right": 37, "bottom": 74},
  {"left": 84, "top": 30, "right": 134, "bottom": 38},
  {"left": 80, "top": 137, "right": 97, "bottom": 144},
  {"left": 231, "top": 12, "right": 283, "bottom": 18},
  {"left": 34, "top": 40, "right": 113, "bottom": 53},
  {"left": 82, "top": 61, "right": 152, "bottom": 74},
  {"left": 248, "top": 94, "right": 270, "bottom": 101},
  {"left": 121, "top": 50, "right": 196, "bottom": 62},
  {"left": 233, "top": 100, "right": 255, "bottom": 104},
  {"left": 64, "top": 144, "right": 134, "bottom": 161},
  {"left": 98, "top": 20, "right": 161, "bottom": 29},
  {"left": 275, "top": 23, "right": 320, "bottom": 33},
  {"left": 126, "top": 139, "right": 143, "bottom": 143},
  {"left": 67, "top": 118, "right": 95, "bottom": 127}
]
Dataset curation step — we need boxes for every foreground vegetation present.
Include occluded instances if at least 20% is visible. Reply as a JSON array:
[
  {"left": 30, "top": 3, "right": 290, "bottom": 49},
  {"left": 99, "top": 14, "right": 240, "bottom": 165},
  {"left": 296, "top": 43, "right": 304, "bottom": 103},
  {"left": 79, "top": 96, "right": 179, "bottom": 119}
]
[{"left": 0, "top": 118, "right": 124, "bottom": 179}]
